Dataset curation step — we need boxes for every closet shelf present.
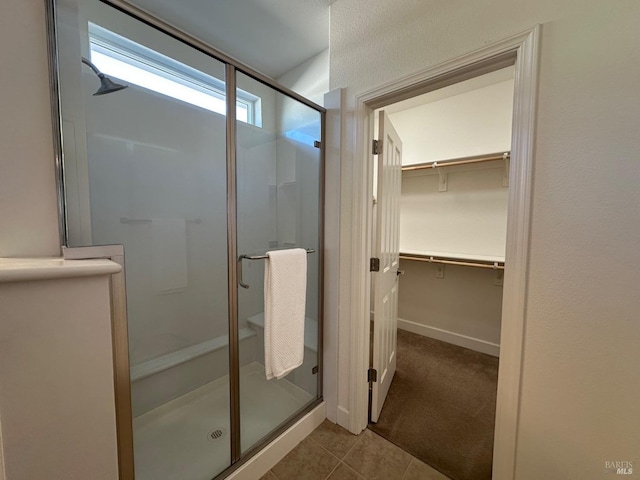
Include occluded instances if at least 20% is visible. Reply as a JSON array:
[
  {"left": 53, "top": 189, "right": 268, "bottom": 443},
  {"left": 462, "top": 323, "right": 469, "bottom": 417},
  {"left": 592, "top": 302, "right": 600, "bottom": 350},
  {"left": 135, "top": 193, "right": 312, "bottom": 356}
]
[
  {"left": 399, "top": 251, "right": 505, "bottom": 270},
  {"left": 402, "top": 151, "right": 510, "bottom": 172}
]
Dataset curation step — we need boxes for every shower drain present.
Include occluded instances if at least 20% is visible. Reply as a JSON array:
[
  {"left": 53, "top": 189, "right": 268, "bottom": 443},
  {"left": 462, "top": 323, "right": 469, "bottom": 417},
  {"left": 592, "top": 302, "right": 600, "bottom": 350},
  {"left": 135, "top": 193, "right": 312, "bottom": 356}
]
[{"left": 207, "top": 428, "right": 226, "bottom": 442}]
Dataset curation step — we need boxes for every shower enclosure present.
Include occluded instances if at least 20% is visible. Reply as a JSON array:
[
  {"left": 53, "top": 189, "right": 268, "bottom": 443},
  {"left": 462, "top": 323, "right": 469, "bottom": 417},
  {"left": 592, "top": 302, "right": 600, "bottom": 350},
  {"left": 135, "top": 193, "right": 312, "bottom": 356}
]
[{"left": 48, "top": 1, "right": 324, "bottom": 478}]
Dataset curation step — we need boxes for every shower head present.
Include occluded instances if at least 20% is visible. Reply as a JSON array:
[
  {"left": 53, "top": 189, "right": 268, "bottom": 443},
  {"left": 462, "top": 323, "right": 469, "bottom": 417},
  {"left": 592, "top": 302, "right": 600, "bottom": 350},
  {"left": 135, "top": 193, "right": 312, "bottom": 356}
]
[
  {"left": 94, "top": 74, "right": 128, "bottom": 96},
  {"left": 81, "top": 57, "right": 128, "bottom": 96}
]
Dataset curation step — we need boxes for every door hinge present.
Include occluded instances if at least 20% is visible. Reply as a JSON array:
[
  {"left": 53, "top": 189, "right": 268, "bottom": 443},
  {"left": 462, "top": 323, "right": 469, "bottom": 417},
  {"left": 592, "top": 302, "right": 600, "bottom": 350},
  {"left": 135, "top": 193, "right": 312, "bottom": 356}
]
[
  {"left": 368, "top": 368, "right": 378, "bottom": 383},
  {"left": 370, "top": 257, "right": 380, "bottom": 272},
  {"left": 372, "top": 139, "right": 382, "bottom": 155},
  {"left": 312, "top": 365, "right": 319, "bottom": 375},
  {"left": 314, "top": 140, "right": 322, "bottom": 149}
]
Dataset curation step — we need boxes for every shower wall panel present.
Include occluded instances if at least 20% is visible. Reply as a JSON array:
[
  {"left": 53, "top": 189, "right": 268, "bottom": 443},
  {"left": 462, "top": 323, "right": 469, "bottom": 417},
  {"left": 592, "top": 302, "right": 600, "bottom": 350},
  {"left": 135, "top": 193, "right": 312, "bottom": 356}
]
[{"left": 85, "top": 92, "right": 230, "bottom": 364}]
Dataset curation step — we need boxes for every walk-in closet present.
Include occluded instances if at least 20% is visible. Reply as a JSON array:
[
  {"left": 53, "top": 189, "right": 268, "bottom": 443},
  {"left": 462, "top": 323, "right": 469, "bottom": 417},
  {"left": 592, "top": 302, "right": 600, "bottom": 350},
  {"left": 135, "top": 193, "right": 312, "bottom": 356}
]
[{"left": 370, "top": 66, "right": 515, "bottom": 480}]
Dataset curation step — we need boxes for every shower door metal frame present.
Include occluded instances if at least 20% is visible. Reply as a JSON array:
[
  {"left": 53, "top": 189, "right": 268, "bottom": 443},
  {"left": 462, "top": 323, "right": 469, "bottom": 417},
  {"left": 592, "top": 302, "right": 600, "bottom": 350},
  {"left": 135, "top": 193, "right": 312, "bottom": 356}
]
[
  {"left": 46, "top": 0, "right": 326, "bottom": 477},
  {"left": 225, "top": 62, "right": 242, "bottom": 463},
  {"left": 62, "top": 245, "right": 134, "bottom": 480}
]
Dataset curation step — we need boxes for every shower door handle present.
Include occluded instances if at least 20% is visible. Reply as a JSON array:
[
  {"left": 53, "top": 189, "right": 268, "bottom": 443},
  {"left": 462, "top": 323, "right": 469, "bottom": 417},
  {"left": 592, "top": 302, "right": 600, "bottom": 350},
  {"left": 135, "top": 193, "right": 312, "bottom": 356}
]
[
  {"left": 237, "top": 255, "right": 250, "bottom": 289},
  {"left": 237, "top": 249, "right": 314, "bottom": 289}
]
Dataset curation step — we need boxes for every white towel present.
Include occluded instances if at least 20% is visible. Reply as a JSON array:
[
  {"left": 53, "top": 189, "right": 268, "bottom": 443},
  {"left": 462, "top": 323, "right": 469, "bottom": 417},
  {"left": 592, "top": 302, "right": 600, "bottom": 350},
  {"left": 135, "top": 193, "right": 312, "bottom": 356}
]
[
  {"left": 264, "top": 248, "right": 307, "bottom": 380},
  {"left": 151, "top": 218, "right": 188, "bottom": 295}
]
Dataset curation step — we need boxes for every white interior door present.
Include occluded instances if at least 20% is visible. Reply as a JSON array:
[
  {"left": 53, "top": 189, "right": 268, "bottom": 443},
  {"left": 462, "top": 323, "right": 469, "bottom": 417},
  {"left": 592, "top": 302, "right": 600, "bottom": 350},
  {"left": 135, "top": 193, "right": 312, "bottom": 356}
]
[{"left": 371, "top": 110, "right": 402, "bottom": 423}]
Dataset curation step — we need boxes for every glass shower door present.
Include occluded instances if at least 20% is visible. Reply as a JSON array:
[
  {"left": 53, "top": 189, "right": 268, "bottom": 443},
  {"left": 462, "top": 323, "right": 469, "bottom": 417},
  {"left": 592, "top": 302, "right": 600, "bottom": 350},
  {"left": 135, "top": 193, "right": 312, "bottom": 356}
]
[
  {"left": 55, "top": 0, "right": 325, "bottom": 476},
  {"left": 56, "top": 2, "right": 232, "bottom": 478},
  {"left": 235, "top": 71, "right": 323, "bottom": 454}
]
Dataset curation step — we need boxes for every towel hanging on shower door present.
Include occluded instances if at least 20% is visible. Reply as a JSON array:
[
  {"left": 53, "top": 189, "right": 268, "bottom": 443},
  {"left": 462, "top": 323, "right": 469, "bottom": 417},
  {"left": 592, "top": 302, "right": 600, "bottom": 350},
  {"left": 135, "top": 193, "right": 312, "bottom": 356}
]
[{"left": 263, "top": 248, "right": 307, "bottom": 380}]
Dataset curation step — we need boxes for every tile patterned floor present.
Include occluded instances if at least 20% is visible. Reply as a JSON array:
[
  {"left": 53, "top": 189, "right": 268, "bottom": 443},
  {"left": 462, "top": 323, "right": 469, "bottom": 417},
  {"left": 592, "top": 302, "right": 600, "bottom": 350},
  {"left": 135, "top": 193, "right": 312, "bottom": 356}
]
[{"left": 261, "top": 420, "right": 451, "bottom": 480}]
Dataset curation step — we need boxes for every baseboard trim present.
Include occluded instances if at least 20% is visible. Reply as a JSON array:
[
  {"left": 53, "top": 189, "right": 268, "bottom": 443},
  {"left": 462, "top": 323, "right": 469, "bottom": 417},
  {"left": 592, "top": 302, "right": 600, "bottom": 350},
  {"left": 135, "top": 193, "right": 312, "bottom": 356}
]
[
  {"left": 227, "top": 402, "right": 326, "bottom": 480},
  {"left": 336, "top": 406, "right": 350, "bottom": 431},
  {"left": 398, "top": 318, "right": 500, "bottom": 357}
]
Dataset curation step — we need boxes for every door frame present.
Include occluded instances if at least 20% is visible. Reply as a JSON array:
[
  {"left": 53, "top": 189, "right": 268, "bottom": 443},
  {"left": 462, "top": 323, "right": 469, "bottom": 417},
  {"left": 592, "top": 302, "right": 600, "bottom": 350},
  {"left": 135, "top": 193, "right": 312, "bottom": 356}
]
[{"left": 347, "top": 26, "right": 540, "bottom": 479}]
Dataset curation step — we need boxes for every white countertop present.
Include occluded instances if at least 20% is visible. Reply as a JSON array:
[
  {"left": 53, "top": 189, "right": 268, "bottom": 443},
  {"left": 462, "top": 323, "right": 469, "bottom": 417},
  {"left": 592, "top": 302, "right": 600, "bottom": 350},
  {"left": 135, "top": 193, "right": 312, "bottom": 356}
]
[{"left": 0, "top": 257, "right": 122, "bottom": 283}]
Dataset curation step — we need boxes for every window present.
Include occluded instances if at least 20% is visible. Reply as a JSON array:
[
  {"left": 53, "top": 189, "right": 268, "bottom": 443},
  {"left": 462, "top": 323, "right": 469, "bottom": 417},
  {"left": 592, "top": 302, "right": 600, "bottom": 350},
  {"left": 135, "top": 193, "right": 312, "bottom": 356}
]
[{"left": 88, "top": 24, "right": 260, "bottom": 125}]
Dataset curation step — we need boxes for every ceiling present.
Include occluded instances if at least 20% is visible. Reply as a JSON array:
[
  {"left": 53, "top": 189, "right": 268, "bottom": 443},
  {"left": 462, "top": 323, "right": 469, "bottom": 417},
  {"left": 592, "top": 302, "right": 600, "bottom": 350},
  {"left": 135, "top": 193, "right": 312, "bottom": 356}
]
[
  {"left": 384, "top": 67, "right": 515, "bottom": 115},
  {"left": 130, "top": 0, "right": 333, "bottom": 78}
]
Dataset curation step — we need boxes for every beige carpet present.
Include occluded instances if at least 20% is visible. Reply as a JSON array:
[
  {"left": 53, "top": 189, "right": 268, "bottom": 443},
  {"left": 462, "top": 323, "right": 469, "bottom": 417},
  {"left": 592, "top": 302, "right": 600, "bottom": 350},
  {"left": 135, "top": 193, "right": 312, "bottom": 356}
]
[{"left": 369, "top": 329, "right": 499, "bottom": 480}]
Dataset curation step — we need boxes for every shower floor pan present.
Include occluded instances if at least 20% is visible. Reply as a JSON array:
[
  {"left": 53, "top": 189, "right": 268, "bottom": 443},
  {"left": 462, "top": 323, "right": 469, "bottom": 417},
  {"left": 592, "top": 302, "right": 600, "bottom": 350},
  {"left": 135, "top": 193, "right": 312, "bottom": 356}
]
[{"left": 133, "top": 361, "right": 314, "bottom": 480}]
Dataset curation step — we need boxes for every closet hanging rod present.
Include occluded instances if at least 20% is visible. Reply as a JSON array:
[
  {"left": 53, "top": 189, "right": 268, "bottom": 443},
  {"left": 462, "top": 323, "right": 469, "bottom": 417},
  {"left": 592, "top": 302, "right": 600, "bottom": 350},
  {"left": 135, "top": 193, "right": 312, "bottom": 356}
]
[
  {"left": 119, "top": 217, "right": 202, "bottom": 224},
  {"left": 401, "top": 151, "right": 510, "bottom": 172},
  {"left": 399, "top": 254, "right": 505, "bottom": 270}
]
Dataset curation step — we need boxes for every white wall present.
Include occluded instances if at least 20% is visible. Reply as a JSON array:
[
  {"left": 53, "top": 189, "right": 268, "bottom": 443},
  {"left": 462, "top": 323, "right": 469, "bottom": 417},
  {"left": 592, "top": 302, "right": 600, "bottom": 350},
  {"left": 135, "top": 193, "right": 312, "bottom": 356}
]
[
  {"left": 0, "top": 273, "right": 119, "bottom": 480},
  {"left": 0, "top": 0, "right": 61, "bottom": 257},
  {"left": 388, "top": 73, "right": 514, "bottom": 165},
  {"left": 398, "top": 260, "right": 503, "bottom": 352},
  {"left": 331, "top": 1, "right": 640, "bottom": 478},
  {"left": 277, "top": 49, "right": 329, "bottom": 106},
  {"left": 401, "top": 166, "right": 508, "bottom": 259}
]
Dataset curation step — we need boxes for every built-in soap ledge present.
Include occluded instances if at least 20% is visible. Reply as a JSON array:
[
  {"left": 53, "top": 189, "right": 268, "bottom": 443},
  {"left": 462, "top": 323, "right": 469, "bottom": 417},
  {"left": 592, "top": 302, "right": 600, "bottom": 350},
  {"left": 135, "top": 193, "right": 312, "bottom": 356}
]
[
  {"left": 0, "top": 257, "right": 121, "bottom": 283},
  {"left": 130, "top": 328, "right": 257, "bottom": 382}
]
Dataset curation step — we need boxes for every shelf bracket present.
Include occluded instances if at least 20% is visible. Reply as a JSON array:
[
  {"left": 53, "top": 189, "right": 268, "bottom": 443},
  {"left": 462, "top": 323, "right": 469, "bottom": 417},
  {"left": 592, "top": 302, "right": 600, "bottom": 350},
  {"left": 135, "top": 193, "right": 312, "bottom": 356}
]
[
  {"left": 435, "top": 260, "right": 445, "bottom": 279},
  {"left": 437, "top": 167, "right": 448, "bottom": 192},
  {"left": 502, "top": 152, "right": 510, "bottom": 187}
]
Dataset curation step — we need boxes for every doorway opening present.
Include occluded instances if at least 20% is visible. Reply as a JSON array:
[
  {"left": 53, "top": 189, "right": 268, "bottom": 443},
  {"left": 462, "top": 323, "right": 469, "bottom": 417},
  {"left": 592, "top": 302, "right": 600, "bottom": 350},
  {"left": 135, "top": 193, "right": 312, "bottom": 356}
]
[
  {"left": 347, "top": 26, "right": 539, "bottom": 480},
  {"left": 368, "top": 66, "right": 515, "bottom": 480}
]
